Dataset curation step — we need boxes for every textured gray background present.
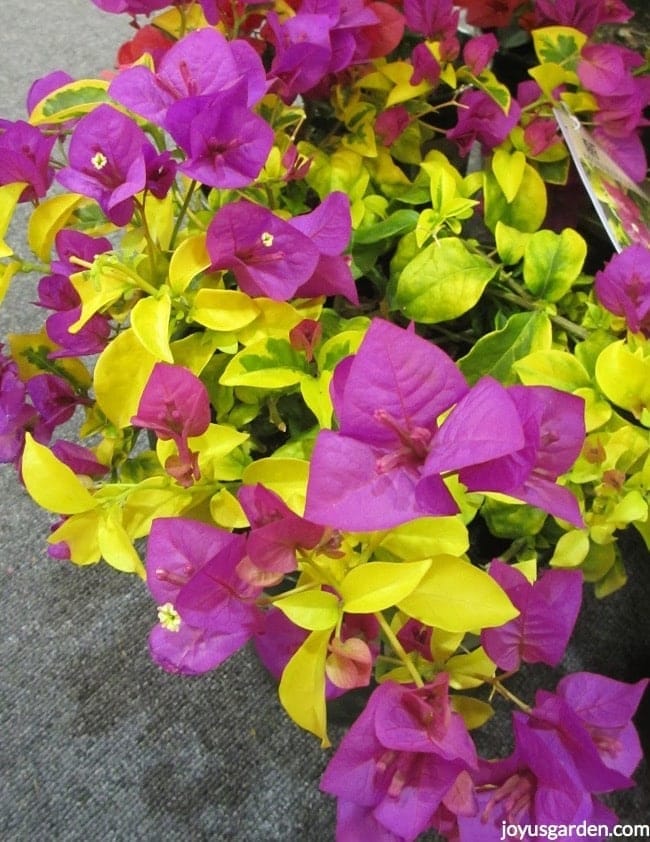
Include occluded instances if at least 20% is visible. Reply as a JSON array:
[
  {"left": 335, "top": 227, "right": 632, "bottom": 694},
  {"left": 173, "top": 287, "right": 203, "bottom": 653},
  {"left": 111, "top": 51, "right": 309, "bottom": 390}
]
[{"left": 0, "top": 3, "right": 648, "bottom": 841}]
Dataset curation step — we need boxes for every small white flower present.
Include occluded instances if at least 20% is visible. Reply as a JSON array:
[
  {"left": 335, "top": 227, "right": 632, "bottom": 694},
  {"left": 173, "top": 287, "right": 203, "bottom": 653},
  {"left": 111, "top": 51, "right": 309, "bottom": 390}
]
[
  {"left": 91, "top": 151, "right": 108, "bottom": 171},
  {"left": 157, "top": 602, "right": 181, "bottom": 632},
  {"left": 261, "top": 231, "right": 274, "bottom": 247}
]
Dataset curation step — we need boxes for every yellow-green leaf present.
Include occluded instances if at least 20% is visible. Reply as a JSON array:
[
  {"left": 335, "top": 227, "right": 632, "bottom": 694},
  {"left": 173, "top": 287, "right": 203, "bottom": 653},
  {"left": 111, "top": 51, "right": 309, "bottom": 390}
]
[
  {"left": 379, "top": 516, "right": 469, "bottom": 560},
  {"left": 98, "top": 510, "right": 145, "bottom": 577},
  {"left": 131, "top": 293, "right": 173, "bottom": 362},
  {"left": 595, "top": 340, "right": 650, "bottom": 417},
  {"left": 492, "top": 149, "right": 526, "bottom": 203},
  {"left": 27, "top": 193, "right": 84, "bottom": 260},
  {"left": 495, "top": 221, "right": 531, "bottom": 265},
  {"left": 341, "top": 559, "right": 431, "bottom": 614},
  {"left": 446, "top": 646, "right": 496, "bottom": 689},
  {"left": 220, "top": 337, "right": 310, "bottom": 388},
  {"left": 522, "top": 228, "right": 587, "bottom": 302},
  {"left": 22, "top": 433, "right": 98, "bottom": 514},
  {"left": 209, "top": 488, "right": 248, "bottom": 529},
  {"left": 0, "top": 260, "right": 21, "bottom": 306},
  {"left": 169, "top": 234, "right": 211, "bottom": 293},
  {"left": 451, "top": 696, "right": 494, "bottom": 730},
  {"left": 48, "top": 510, "right": 102, "bottom": 566},
  {"left": 278, "top": 629, "right": 331, "bottom": 746},
  {"left": 94, "top": 328, "right": 157, "bottom": 427},
  {"left": 300, "top": 371, "right": 333, "bottom": 429},
  {"left": 242, "top": 458, "right": 310, "bottom": 514},
  {"left": 191, "top": 288, "right": 260, "bottom": 332},
  {"left": 275, "top": 589, "right": 340, "bottom": 631},
  {"left": 0, "top": 182, "right": 28, "bottom": 258},
  {"left": 29, "top": 78, "right": 109, "bottom": 125},
  {"left": 513, "top": 349, "right": 590, "bottom": 391},
  {"left": 398, "top": 555, "right": 518, "bottom": 632},
  {"left": 549, "top": 529, "right": 590, "bottom": 568}
]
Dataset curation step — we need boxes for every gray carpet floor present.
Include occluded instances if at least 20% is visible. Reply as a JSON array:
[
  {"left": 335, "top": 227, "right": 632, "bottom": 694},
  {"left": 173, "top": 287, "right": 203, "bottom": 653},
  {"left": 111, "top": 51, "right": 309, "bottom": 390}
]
[{"left": 1, "top": 3, "right": 648, "bottom": 840}]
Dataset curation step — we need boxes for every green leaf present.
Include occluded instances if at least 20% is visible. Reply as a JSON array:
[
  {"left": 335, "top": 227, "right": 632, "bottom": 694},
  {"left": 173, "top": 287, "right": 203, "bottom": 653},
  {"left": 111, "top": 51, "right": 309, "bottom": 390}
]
[
  {"left": 352, "top": 210, "right": 418, "bottom": 245},
  {"left": 459, "top": 311, "right": 552, "bottom": 384},
  {"left": 274, "top": 589, "right": 340, "bottom": 631},
  {"left": 522, "top": 228, "right": 586, "bottom": 302},
  {"left": 341, "top": 560, "right": 431, "bottom": 613},
  {"left": 278, "top": 629, "right": 331, "bottom": 746},
  {"left": 549, "top": 529, "right": 590, "bottom": 568},
  {"left": 397, "top": 555, "right": 518, "bottom": 632},
  {"left": 29, "top": 79, "right": 109, "bottom": 125},
  {"left": 513, "top": 349, "right": 590, "bottom": 391},
  {"left": 392, "top": 237, "right": 497, "bottom": 323}
]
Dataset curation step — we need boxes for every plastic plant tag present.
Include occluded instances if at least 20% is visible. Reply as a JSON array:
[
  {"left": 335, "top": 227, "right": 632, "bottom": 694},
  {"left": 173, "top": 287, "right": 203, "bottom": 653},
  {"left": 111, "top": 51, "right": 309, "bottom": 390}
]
[{"left": 554, "top": 102, "right": 650, "bottom": 252}]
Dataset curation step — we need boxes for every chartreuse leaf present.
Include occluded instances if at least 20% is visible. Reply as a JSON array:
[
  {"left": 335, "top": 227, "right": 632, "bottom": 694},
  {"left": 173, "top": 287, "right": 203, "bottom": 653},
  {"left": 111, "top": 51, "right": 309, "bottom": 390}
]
[
  {"left": 169, "top": 234, "right": 211, "bottom": 293},
  {"left": 513, "top": 349, "right": 590, "bottom": 391},
  {"left": 340, "top": 560, "right": 431, "bottom": 614},
  {"left": 121, "top": 478, "right": 193, "bottom": 539},
  {"left": 316, "top": 327, "right": 367, "bottom": 373},
  {"left": 522, "top": 228, "right": 586, "bottom": 302},
  {"left": 495, "top": 222, "right": 531, "bottom": 265},
  {"left": 22, "top": 433, "right": 98, "bottom": 515},
  {"left": 393, "top": 237, "right": 497, "bottom": 323},
  {"left": 445, "top": 646, "right": 496, "bottom": 689},
  {"left": 528, "top": 62, "right": 571, "bottom": 100},
  {"left": 451, "top": 696, "right": 494, "bottom": 730},
  {"left": 300, "top": 371, "right": 334, "bottom": 429},
  {"left": 279, "top": 629, "right": 331, "bottom": 746},
  {"left": 210, "top": 488, "right": 248, "bottom": 529},
  {"left": 459, "top": 311, "right": 552, "bottom": 384},
  {"left": 242, "top": 458, "right": 310, "bottom": 515},
  {"left": 531, "top": 26, "right": 587, "bottom": 70},
  {"left": 397, "top": 555, "right": 518, "bottom": 632},
  {"left": 492, "top": 149, "right": 526, "bottom": 203},
  {"left": 29, "top": 79, "right": 109, "bottom": 125},
  {"left": 0, "top": 182, "right": 28, "bottom": 258},
  {"left": 378, "top": 516, "right": 469, "bottom": 560},
  {"left": 0, "top": 261, "right": 20, "bottom": 306},
  {"left": 191, "top": 288, "right": 260, "bottom": 332},
  {"left": 142, "top": 192, "right": 174, "bottom": 250},
  {"left": 171, "top": 331, "right": 228, "bottom": 374},
  {"left": 595, "top": 341, "right": 650, "bottom": 417},
  {"left": 7, "top": 330, "right": 91, "bottom": 388},
  {"left": 131, "top": 293, "right": 173, "bottom": 363},
  {"left": 94, "top": 328, "right": 158, "bottom": 427},
  {"left": 483, "top": 165, "right": 547, "bottom": 233},
  {"left": 549, "top": 529, "right": 590, "bottom": 568},
  {"left": 48, "top": 509, "right": 102, "bottom": 566},
  {"left": 274, "top": 589, "right": 340, "bottom": 631},
  {"left": 220, "top": 337, "right": 310, "bottom": 388},
  {"left": 69, "top": 263, "right": 133, "bottom": 332},
  {"left": 27, "top": 193, "right": 83, "bottom": 260},
  {"left": 158, "top": 423, "right": 249, "bottom": 482},
  {"left": 97, "top": 509, "right": 145, "bottom": 577},
  {"left": 237, "top": 298, "right": 322, "bottom": 345}
]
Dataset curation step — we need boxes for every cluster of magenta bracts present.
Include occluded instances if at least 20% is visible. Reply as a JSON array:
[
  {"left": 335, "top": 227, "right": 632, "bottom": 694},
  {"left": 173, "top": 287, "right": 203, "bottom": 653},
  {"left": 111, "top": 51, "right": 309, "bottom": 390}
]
[{"left": 1, "top": 1, "right": 650, "bottom": 841}]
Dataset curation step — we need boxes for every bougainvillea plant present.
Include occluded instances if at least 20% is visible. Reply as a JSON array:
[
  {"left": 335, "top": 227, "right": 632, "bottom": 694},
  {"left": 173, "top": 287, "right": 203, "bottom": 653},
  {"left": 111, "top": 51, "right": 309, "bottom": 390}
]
[{"left": 1, "top": 0, "right": 649, "bottom": 838}]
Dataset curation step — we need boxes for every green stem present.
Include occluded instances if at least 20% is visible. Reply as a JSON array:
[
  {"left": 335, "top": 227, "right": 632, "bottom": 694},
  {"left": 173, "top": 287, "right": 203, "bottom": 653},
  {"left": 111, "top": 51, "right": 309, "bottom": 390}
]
[
  {"left": 490, "top": 287, "right": 589, "bottom": 341},
  {"left": 375, "top": 611, "right": 424, "bottom": 688},
  {"left": 473, "top": 673, "right": 532, "bottom": 713},
  {"left": 169, "top": 179, "right": 198, "bottom": 251}
]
